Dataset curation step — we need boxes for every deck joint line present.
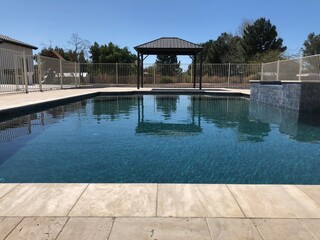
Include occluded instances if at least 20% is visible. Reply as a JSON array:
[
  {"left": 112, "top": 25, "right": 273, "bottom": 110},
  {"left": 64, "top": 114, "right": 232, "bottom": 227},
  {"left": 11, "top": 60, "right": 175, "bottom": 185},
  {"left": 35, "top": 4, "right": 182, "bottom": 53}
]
[
  {"left": 0, "top": 184, "right": 21, "bottom": 202},
  {"left": 54, "top": 217, "right": 70, "bottom": 240},
  {"left": 66, "top": 184, "right": 89, "bottom": 216},
  {"left": 226, "top": 184, "right": 247, "bottom": 218},
  {"left": 3, "top": 217, "right": 24, "bottom": 240}
]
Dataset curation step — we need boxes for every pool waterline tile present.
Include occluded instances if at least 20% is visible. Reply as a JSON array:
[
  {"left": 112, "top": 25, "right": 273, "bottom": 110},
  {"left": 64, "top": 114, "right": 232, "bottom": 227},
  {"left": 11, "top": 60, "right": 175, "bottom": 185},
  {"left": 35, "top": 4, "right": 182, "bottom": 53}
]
[
  {"left": 69, "top": 184, "right": 157, "bottom": 217},
  {"left": 157, "top": 184, "right": 244, "bottom": 217},
  {"left": 0, "top": 184, "right": 88, "bottom": 217},
  {"left": 228, "top": 184, "right": 320, "bottom": 218}
]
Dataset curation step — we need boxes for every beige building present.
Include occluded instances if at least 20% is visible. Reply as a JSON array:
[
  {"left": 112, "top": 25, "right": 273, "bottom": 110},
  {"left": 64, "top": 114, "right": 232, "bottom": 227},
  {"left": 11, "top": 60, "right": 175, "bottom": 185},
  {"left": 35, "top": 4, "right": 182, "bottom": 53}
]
[
  {"left": 0, "top": 34, "right": 37, "bottom": 54},
  {"left": 0, "top": 35, "right": 38, "bottom": 86}
]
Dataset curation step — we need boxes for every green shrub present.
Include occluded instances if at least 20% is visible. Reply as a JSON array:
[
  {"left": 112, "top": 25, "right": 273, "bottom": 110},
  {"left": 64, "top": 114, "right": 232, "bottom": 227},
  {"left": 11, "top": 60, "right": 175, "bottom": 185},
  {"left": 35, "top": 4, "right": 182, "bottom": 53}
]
[{"left": 160, "top": 76, "right": 174, "bottom": 84}]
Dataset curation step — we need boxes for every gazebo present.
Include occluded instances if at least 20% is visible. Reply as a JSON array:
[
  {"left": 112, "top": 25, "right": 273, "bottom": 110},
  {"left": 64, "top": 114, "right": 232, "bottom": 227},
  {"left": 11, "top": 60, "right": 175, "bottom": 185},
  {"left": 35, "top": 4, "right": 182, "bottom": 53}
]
[{"left": 134, "top": 37, "right": 204, "bottom": 89}]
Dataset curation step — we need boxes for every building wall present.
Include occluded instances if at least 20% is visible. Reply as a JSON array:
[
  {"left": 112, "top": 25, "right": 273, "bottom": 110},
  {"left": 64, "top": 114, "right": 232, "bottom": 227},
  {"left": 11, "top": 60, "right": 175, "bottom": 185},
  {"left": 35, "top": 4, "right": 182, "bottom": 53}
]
[
  {"left": 0, "top": 42, "right": 33, "bottom": 55},
  {"left": 0, "top": 43, "right": 35, "bottom": 85}
]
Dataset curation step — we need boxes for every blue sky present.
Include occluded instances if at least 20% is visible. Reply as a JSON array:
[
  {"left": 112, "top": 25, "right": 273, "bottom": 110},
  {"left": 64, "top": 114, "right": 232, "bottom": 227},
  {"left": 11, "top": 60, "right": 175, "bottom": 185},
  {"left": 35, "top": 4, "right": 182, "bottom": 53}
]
[{"left": 1, "top": 0, "right": 319, "bottom": 63}]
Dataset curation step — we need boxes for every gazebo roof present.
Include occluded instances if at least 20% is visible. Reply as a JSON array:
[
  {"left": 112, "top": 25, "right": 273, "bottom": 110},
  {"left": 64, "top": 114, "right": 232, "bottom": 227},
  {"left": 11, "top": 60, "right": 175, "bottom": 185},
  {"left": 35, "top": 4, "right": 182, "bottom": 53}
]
[{"left": 134, "top": 37, "right": 203, "bottom": 55}]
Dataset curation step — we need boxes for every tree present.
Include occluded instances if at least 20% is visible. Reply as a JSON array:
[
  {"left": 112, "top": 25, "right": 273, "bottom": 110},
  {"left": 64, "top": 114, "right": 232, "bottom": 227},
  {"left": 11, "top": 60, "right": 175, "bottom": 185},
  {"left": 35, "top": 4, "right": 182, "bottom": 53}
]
[
  {"left": 67, "top": 33, "right": 90, "bottom": 63},
  {"left": 156, "top": 55, "right": 178, "bottom": 64},
  {"left": 302, "top": 33, "right": 320, "bottom": 56},
  {"left": 155, "top": 55, "right": 181, "bottom": 79},
  {"left": 39, "top": 34, "right": 90, "bottom": 63},
  {"left": 242, "top": 18, "right": 287, "bottom": 61},
  {"left": 89, "top": 42, "right": 136, "bottom": 63},
  {"left": 202, "top": 33, "right": 245, "bottom": 63},
  {"left": 39, "top": 46, "right": 71, "bottom": 61}
]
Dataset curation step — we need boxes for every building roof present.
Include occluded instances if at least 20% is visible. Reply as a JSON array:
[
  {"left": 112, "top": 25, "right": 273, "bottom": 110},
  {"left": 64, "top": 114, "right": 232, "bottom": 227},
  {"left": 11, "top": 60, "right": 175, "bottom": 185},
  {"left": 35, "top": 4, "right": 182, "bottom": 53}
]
[
  {"left": 0, "top": 34, "right": 38, "bottom": 50},
  {"left": 134, "top": 37, "right": 203, "bottom": 55}
]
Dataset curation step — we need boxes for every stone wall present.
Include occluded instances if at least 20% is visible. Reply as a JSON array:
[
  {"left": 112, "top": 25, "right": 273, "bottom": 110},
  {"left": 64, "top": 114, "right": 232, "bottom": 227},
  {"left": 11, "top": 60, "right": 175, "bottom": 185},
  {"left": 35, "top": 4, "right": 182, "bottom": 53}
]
[{"left": 250, "top": 81, "right": 320, "bottom": 113}]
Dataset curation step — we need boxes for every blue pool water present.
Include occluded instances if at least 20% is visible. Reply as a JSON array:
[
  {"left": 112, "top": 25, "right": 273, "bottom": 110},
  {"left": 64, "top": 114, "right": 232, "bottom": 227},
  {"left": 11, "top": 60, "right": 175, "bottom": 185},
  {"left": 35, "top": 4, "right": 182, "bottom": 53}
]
[{"left": 0, "top": 95, "right": 320, "bottom": 184}]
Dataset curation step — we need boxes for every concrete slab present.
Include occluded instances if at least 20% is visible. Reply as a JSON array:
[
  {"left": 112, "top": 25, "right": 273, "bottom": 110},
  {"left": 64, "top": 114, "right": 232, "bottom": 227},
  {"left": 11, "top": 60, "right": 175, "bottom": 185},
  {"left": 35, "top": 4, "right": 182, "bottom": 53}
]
[
  {"left": 0, "top": 217, "right": 22, "bottom": 239},
  {"left": 228, "top": 185, "right": 320, "bottom": 218},
  {"left": 0, "top": 184, "right": 18, "bottom": 199},
  {"left": 252, "top": 219, "right": 315, "bottom": 240},
  {"left": 297, "top": 185, "right": 320, "bottom": 205},
  {"left": 5, "top": 217, "right": 67, "bottom": 240},
  {"left": 157, "top": 184, "right": 244, "bottom": 217},
  {"left": 69, "top": 184, "right": 157, "bottom": 217},
  {"left": 206, "top": 218, "right": 263, "bottom": 240},
  {"left": 57, "top": 217, "right": 114, "bottom": 240},
  {"left": 299, "top": 219, "right": 320, "bottom": 239},
  {"left": 109, "top": 217, "right": 211, "bottom": 240},
  {"left": 0, "top": 184, "right": 87, "bottom": 216}
]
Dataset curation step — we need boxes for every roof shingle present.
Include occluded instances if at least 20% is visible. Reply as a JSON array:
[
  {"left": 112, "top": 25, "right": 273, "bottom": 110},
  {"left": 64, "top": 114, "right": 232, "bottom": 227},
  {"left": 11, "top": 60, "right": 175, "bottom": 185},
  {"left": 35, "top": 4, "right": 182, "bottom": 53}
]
[{"left": 0, "top": 34, "right": 38, "bottom": 50}]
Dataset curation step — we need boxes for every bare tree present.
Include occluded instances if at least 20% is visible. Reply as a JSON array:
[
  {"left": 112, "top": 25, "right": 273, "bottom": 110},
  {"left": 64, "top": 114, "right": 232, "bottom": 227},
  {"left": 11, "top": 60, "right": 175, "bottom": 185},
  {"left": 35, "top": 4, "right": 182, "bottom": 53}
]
[
  {"left": 236, "top": 18, "right": 254, "bottom": 37},
  {"left": 67, "top": 33, "right": 90, "bottom": 62}
]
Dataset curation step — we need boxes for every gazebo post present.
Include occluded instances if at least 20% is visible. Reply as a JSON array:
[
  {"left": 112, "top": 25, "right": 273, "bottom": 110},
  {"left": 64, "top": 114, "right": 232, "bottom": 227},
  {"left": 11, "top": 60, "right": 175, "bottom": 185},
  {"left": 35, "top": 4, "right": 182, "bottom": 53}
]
[
  {"left": 199, "top": 52, "right": 203, "bottom": 90},
  {"left": 137, "top": 52, "right": 140, "bottom": 89},
  {"left": 140, "top": 54, "right": 144, "bottom": 88},
  {"left": 193, "top": 54, "right": 197, "bottom": 89}
]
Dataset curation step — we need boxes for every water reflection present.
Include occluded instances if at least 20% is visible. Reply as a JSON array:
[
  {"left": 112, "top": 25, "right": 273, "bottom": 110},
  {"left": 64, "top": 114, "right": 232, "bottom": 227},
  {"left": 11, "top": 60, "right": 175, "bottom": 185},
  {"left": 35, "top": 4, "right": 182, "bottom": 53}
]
[
  {"left": 189, "top": 96, "right": 271, "bottom": 142},
  {"left": 0, "top": 101, "right": 86, "bottom": 142},
  {"left": 136, "top": 96, "right": 202, "bottom": 136},
  {"left": 93, "top": 96, "right": 137, "bottom": 122},
  {"left": 1, "top": 95, "right": 320, "bottom": 144},
  {"left": 249, "top": 101, "right": 320, "bottom": 143},
  {"left": 156, "top": 96, "right": 179, "bottom": 119}
]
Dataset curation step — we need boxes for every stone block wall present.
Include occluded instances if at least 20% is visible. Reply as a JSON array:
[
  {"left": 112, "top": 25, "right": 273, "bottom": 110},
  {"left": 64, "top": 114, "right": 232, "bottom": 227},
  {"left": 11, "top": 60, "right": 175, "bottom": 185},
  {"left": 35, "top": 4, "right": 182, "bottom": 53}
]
[{"left": 250, "top": 81, "right": 320, "bottom": 113}]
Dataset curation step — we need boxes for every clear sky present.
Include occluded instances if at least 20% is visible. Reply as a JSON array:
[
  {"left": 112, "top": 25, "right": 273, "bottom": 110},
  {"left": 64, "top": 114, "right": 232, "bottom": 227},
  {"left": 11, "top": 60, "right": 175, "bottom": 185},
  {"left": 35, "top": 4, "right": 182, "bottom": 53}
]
[{"left": 1, "top": 0, "right": 319, "bottom": 63}]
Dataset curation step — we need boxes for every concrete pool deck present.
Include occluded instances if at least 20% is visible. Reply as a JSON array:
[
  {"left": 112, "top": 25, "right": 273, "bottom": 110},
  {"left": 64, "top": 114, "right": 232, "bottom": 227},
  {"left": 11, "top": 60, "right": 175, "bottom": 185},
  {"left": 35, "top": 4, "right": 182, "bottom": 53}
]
[{"left": 1, "top": 88, "right": 320, "bottom": 239}]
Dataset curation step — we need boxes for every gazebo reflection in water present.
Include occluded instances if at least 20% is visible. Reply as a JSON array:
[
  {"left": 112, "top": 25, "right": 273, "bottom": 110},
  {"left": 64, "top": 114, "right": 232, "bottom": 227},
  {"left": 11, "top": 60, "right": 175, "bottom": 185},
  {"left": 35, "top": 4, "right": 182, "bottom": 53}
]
[{"left": 136, "top": 95, "right": 202, "bottom": 136}]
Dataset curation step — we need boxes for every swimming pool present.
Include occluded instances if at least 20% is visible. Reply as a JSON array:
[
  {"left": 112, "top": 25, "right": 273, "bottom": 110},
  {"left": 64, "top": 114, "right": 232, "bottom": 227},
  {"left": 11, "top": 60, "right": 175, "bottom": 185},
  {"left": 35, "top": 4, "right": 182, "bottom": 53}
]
[{"left": 1, "top": 95, "right": 320, "bottom": 183}]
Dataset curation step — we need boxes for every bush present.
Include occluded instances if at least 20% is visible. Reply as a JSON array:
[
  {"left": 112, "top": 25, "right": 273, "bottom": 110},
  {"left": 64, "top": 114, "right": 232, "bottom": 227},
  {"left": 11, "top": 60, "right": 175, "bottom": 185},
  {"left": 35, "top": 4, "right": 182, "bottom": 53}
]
[{"left": 160, "top": 76, "right": 174, "bottom": 84}]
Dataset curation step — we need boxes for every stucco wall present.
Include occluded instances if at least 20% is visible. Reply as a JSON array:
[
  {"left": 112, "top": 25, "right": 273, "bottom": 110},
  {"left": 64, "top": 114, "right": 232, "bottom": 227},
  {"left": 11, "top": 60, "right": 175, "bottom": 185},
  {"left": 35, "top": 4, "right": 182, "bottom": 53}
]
[{"left": 0, "top": 43, "right": 33, "bottom": 55}]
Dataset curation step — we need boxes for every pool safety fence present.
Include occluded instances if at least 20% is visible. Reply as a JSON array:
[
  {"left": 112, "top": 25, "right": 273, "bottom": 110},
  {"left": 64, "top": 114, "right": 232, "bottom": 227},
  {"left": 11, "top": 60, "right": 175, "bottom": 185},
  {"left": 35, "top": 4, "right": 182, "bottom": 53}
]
[
  {"left": 80, "top": 62, "right": 261, "bottom": 87},
  {"left": 261, "top": 54, "right": 320, "bottom": 81},
  {"left": 0, "top": 48, "right": 81, "bottom": 94},
  {"left": 1, "top": 47, "right": 320, "bottom": 94}
]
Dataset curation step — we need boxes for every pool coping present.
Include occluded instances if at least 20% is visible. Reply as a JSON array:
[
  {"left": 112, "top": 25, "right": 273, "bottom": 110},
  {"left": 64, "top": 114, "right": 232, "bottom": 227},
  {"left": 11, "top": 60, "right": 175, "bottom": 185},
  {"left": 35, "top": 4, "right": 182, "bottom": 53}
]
[
  {"left": 0, "top": 87, "right": 249, "bottom": 118},
  {"left": 2, "top": 88, "right": 320, "bottom": 239}
]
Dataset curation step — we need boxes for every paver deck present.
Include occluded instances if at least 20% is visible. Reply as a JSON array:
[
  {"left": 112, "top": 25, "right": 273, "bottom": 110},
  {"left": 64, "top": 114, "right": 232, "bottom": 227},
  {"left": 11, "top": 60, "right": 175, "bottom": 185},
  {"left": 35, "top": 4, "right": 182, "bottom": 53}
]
[
  {"left": 1, "top": 88, "right": 320, "bottom": 239},
  {"left": 0, "top": 87, "right": 249, "bottom": 112},
  {"left": 0, "top": 183, "right": 320, "bottom": 239}
]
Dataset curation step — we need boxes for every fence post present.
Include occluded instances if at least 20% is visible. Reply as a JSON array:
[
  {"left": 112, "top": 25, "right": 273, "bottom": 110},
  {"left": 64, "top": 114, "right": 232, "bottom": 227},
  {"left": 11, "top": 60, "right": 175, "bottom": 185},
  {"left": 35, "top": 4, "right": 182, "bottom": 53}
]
[
  {"left": 78, "top": 62, "right": 81, "bottom": 87},
  {"left": 227, "top": 63, "right": 231, "bottom": 86},
  {"left": 276, "top": 60, "right": 280, "bottom": 81},
  {"left": 298, "top": 56, "right": 303, "bottom": 81},
  {"left": 74, "top": 61, "right": 77, "bottom": 87},
  {"left": 153, "top": 64, "right": 156, "bottom": 86},
  {"left": 261, "top": 63, "right": 264, "bottom": 81},
  {"left": 60, "top": 60, "right": 63, "bottom": 89},
  {"left": 116, "top": 62, "right": 119, "bottom": 85},
  {"left": 190, "top": 64, "right": 193, "bottom": 84},
  {"left": 22, "top": 50, "right": 28, "bottom": 93},
  {"left": 38, "top": 55, "right": 43, "bottom": 91}
]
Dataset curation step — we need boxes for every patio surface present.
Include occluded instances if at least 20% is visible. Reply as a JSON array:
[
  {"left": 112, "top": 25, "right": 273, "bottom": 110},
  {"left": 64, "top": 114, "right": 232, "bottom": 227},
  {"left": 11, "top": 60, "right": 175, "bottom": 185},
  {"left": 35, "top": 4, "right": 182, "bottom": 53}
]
[
  {"left": 1, "top": 88, "right": 320, "bottom": 239},
  {"left": 0, "top": 184, "right": 320, "bottom": 239}
]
